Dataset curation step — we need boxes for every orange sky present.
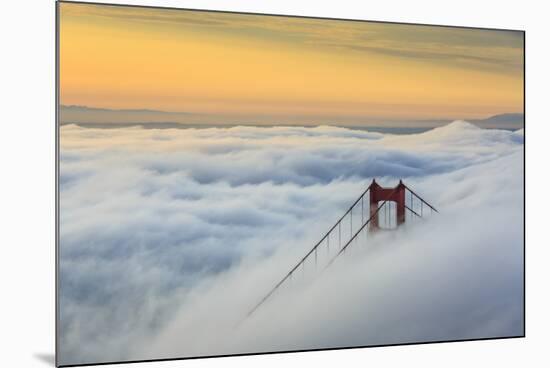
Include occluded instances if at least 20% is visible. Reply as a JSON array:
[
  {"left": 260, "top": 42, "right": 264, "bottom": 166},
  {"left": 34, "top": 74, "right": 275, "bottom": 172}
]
[{"left": 59, "top": 2, "right": 524, "bottom": 124}]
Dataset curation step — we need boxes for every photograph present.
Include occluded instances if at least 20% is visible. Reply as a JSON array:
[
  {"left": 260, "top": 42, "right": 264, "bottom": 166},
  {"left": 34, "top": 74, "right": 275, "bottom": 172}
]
[{"left": 57, "top": 2, "right": 524, "bottom": 366}]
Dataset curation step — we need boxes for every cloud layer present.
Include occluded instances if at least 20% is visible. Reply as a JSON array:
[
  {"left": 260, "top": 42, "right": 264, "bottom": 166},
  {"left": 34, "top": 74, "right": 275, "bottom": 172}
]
[{"left": 58, "top": 122, "right": 524, "bottom": 365}]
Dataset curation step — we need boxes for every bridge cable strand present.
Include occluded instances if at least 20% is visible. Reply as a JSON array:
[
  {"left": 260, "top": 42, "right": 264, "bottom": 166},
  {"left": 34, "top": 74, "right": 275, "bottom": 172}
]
[
  {"left": 403, "top": 185, "right": 438, "bottom": 214},
  {"left": 404, "top": 204, "right": 422, "bottom": 218},
  {"left": 246, "top": 185, "right": 372, "bottom": 317}
]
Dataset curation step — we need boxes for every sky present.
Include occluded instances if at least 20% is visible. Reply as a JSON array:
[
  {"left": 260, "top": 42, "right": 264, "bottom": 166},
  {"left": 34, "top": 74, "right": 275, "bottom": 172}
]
[{"left": 59, "top": 2, "right": 524, "bottom": 126}]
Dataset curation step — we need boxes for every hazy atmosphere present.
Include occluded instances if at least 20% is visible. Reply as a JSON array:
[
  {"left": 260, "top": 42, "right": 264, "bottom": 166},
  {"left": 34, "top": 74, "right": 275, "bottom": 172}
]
[{"left": 58, "top": 2, "right": 524, "bottom": 366}]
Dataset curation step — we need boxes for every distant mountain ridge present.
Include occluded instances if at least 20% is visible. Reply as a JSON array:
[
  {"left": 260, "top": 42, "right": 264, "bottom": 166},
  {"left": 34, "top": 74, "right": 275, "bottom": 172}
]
[
  {"left": 61, "top": 105, "right": 192, "bottom": 115},
  {"left": 482, "top": 113, "right": 524, "bottom": 122},
  {"left": 60, "top": 105, "right": 197, "bottom": 125},
  {"left": 59, "top": 105, "right": 524, "bottom": 130},
  {"left": 468, "top": 113, "right": 524, "bottom": 129}
]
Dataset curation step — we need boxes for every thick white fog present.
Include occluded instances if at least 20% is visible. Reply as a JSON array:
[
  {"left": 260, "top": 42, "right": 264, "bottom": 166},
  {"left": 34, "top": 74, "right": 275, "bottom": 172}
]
[{"left": 58, "top": 121, "right": 524, "bottom": 365}]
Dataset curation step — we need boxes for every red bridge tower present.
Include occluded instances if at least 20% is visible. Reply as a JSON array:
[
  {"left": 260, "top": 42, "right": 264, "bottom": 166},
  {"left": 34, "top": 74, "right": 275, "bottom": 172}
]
[{"left": 369, "top": 179, "right": 406, "bottom": 231}]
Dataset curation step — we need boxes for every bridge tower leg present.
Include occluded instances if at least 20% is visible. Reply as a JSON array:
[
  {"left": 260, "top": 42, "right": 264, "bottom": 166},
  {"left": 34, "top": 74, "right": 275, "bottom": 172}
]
[
  {"left": 395, "top": 181, "right": 406, "bottom": 226},
  {"left": 369, "top": 180, "right": 381, "bottom": 231}
]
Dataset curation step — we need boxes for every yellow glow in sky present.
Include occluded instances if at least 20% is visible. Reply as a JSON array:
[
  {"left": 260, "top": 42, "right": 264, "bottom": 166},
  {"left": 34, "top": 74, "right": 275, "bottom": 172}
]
[{"left": 59, "top": 2, "right": 524, "bottom": 124}]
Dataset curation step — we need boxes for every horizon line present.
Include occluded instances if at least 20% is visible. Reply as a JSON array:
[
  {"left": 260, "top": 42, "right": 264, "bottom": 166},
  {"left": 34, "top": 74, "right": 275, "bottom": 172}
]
[{"left": 59, "top": 104, "right": 523, "bottom": 123}]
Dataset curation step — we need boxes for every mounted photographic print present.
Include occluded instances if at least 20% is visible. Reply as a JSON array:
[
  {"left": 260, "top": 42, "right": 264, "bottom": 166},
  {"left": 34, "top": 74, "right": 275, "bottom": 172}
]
[{"left": 56, "top": 1, "right": 525, "bottom": 366}]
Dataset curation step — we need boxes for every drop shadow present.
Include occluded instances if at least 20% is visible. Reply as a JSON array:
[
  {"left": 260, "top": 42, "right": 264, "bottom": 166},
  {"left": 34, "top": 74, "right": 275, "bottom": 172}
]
[{"left": 34, "top": 353, "right": 55, "bottom": 366}]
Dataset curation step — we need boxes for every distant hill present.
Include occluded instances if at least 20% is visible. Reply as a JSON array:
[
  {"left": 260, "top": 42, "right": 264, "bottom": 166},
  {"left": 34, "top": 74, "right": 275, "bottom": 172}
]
[
  {"left": 59, "top": 105, "right": 197, "bottom": 125},
  {"left": 482, "top": 113, "right": 524, "bottom": 122},
  {"left": 470, "top": 113, "right": 524, "bottom": 129}
]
